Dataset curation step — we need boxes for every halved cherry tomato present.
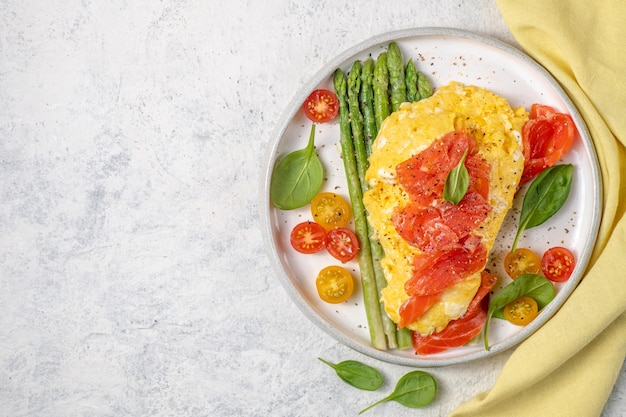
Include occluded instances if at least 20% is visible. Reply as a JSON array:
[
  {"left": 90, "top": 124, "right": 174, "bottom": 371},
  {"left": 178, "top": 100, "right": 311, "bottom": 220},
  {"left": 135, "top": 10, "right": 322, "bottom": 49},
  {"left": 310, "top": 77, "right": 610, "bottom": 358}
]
[
  {"left": 503, "top": 296, "right": 539, "bottom": 326},
  {"left": 302, "top": 89, "right": 339, "bottom": 123},
  {"left": 542, "top": 246, "right": 576, "bottom": 282},
  {"left": 520, "top": 104, "right": 576, "bottom": 185},
  {"left": 504, "top": 247, "right": 541, "bottom": 279},
  {"left": 326, "top": 227, "right": 360, "bottom": 263},
  {"left": 310, "top": 192, "right": 352, "bottom": 231},
  {"left": 289, "top": 221, "right": 327, "bottom": 254},
  {"left": 315, "top": 265, "right": 354, "bottom": 304}
]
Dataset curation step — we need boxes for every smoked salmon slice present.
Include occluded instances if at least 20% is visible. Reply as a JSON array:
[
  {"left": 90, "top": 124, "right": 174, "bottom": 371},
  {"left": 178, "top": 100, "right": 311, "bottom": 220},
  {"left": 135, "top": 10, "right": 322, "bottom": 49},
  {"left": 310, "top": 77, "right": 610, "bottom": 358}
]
[
  {"left": 397, "top": 293, "right": 441, "bottom": 329},
  {"left": 398, "top": 244, "right": 490, "bottom": 328},
  {"left": 396, "top": 131, "right": 474, "bottom": 207},
  {"left": 393, "top": 130, "right": 493, "bottom": 331},
  {"left": 412, "top": 272, "right": 497, "bottom": 354},
  {"left": 392, "top": 191, "right": 491, "bottom": 253},
  {"left": 396, "top": 130, "right": 490, "bottom": 207},
  {"left": 439, "top": 191, "right": 491, "bottom": 238},
  {"left": 413, "top": 309, "right": 488, "bottom": 355},
  {"left": 404, "top": 236, "right": 487, "bottom": 297},
  {"left": 392, "top": 205, "right": 459, "bottom": 253}
]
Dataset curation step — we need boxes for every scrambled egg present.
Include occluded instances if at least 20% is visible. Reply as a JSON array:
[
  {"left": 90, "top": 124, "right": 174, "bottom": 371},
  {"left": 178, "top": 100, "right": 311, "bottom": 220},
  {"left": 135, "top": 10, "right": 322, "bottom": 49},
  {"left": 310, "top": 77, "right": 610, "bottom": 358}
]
[{"left": 363, "top": 82, "right": 528, "bottom": 335}]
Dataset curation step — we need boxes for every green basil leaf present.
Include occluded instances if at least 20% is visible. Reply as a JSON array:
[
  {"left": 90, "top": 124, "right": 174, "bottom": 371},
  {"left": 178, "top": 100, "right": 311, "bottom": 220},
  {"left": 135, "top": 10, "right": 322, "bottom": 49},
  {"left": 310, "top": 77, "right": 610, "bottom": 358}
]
[
  {"left": 318, "top": 358, "right": 383, "bottom": 391},
  {"left": 360, "top": 371, "right": 437, "bottom": 414},
  {"left": 443, "top": 149, "right": 469, "bottom": 205},
  {"left": 484, "top": 274, "right": 555, "bottom": 350},
  {"left": 512, "top": 164, "right": 573, "bottom": 251},
  {"left": 270, "top": 124, "right": 324, "bottom": 210}
]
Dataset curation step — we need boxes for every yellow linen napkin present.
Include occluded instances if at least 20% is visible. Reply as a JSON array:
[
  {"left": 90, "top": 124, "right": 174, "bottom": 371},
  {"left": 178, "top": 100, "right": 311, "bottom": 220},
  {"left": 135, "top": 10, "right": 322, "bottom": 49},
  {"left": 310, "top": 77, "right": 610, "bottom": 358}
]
[{"left": 450, "top": 1, "right": 626, "bottom": 416}]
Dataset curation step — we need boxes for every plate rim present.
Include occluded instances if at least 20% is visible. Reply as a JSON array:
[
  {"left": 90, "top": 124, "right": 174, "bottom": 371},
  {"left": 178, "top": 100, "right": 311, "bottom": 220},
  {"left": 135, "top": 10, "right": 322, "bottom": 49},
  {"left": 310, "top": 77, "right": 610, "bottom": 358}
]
[{"left": 259, "top": 27, "right": 603, "bottom": 367}]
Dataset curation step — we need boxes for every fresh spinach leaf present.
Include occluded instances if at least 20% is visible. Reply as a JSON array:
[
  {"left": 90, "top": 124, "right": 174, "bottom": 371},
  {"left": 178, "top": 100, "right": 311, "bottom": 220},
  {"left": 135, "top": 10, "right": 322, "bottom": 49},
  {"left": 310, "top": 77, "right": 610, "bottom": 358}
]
[
  {"left": 359, "top": 370, "right": 437, "bottom": 414},
  {"left": 444, "top": 149, "right": 469, "bottom": 205},
  {"left": 270, "top": 124, "right": 324, "bottom": 210},
  {"left": 318, "top": 358, "right": 383, "bottom": 391},
  {"left": 512, "top": 164, "right": 573, "bottom": 251},
  {"left": 484, "top": 273, "right": 555, "bottom": 350}
]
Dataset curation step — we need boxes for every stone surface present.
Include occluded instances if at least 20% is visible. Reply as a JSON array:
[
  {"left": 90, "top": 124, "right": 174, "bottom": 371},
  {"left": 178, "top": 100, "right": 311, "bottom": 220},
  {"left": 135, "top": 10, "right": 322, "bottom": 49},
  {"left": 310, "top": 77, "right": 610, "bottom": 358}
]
[{"left": 1, "top": 0, "right": 623, "bottom": 416}]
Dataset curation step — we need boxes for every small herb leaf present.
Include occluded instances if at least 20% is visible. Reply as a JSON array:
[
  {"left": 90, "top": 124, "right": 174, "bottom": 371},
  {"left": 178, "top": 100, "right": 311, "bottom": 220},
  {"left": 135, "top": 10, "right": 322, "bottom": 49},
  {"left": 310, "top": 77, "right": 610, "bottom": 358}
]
[
  {"left": 270, "top": 124, "right": 324, "bottom": 210},
  {"left": 444, "top": 149, "right": 469, "bottom": 205},
  {"left": 484, "top": 273, "right": 555, "bottom": 350},
  {"left": 318, "top": 358, "right": 383, "bottom": 391},
  {"left": 512, "top": 164, "right": 573, "bottom": 251},
  {"left": 359, "top": 370, "right": 437, "bottom": 414}
]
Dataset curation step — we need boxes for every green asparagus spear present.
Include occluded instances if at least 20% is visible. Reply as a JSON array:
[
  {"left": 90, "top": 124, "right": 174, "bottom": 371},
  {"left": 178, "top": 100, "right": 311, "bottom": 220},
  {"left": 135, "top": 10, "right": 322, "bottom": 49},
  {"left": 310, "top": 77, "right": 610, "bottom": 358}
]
[
  {"left": 417, "top": 70, "right": 433, "bottom": 99},
  {"left": 334, "top": 68, "right": 387, "bottom": 351},
  {"left": 338, "top": 50, "right": 433, "bottom": 351},
  {"left": 353, "top": 59, "right": 399, "bottom": 349},
  {"left": 347, "top": 61, "right": 368, "bottom": 194},
  {"left": 368, "top": 236, "right": 399, "bottom": 348},
  {"left": 373, "top": 52, "right": 390, "bottom": 132},
  {"left": 395, "top": 326, "right": 413, "bottom": 350},
  {"left": 405, "top": 58, "right": 419, "bottom": 102},
  {"left": 387, "top": 42, "right": 407, "bottom": 111},
  {"left": 360, "top": 58, "right": 377, "bottom": 157}
]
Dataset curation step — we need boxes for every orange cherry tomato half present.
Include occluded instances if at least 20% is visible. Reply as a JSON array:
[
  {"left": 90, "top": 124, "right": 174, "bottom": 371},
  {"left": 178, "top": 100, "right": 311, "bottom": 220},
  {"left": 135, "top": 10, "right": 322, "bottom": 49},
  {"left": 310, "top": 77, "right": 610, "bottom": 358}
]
[
  {"left": 326, "top": 227, "right": 360, "bottom": 263},
  {"left": 542, "top": 246, "right": 576, "bottom": 282},
  {"left": 315, "top": 265, "right": 354, "bottom": 304},
  {"left": 503, "top": 296, "right": 539, "bottom": 326},
  {"left": 520, "top": 104, "right": 576, "bottom": 186},
  {"left": 302, "top": 89, "right": 339, "bottom": 123},
  {"left": 504, "top": 247, "right": 541, "bottom": 279},
  {"left": 310, "top": 192, "right": 352, "bottom": 231},
  {"left": 289, "top": 221, "right": 327, "bottom": 254}
]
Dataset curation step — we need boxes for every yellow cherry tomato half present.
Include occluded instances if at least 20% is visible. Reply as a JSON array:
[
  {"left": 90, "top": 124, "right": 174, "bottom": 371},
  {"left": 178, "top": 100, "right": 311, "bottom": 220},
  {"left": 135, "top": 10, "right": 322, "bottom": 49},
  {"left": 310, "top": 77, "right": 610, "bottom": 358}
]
[
  {"left": 504, "top": 247, "right": 541, "bottom": 279},
  {"left": 315, "top": 265, "right": 354, "bottom": 304},
  {"left": 310, "top": 192, "right": 352, "bottom": 231},
  {"left": 503, "top": 296, "right": 539, "bottom": 326}
]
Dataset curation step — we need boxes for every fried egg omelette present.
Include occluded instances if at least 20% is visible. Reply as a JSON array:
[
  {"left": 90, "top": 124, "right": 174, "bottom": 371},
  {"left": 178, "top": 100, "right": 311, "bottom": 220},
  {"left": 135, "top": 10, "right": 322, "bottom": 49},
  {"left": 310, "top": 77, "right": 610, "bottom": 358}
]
[{"left": 363, "top": 81, "right": 529, "bottom": 336}]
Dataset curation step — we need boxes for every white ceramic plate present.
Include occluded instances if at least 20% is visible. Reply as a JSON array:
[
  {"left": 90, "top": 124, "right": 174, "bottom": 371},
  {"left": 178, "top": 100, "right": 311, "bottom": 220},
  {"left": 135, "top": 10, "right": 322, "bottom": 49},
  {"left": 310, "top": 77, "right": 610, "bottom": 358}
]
[{"left": 260, "top": 28, "right": 601, "bottom": 366}]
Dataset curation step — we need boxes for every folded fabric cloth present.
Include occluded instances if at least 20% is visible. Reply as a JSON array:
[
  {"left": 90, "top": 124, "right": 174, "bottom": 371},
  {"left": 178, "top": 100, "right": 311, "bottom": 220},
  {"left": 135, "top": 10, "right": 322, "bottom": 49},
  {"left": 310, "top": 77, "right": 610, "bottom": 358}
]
[{"left": 450, "top": 1, "right": 626, "bottom": 416}]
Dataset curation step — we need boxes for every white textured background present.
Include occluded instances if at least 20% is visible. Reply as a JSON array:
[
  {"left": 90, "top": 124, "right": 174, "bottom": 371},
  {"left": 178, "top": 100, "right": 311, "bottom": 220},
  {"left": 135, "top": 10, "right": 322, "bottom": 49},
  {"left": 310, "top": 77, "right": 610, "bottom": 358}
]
[{"left": 1, "top": 1, "right": 624, "bottom": 416}]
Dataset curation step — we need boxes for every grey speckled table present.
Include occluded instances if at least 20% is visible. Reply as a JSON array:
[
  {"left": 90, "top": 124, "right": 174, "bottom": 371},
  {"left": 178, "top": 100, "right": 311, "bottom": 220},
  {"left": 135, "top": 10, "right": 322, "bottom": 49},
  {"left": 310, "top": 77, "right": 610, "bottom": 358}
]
[{"left": 1, "top": 1, "right": 624, "bottom": 416}]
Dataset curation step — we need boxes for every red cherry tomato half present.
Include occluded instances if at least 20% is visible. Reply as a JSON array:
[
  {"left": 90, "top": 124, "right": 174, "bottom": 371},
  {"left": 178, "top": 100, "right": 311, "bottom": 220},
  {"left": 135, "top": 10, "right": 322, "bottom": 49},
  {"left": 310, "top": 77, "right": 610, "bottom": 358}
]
[
  {"left": 289, "top": 221, "right": 327, "bottom": 254},
  {"left": 541, "top": 246, "right": 576, "bottom": 282},
  {"left": 326, "top": 227, "right": 360, "bottom": 263},
  {"left": 303, "top": 89, "right": 339, "bottom": 123},
  {"left": 520, "top": 104, "right": 576, "bottom": 185}
]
